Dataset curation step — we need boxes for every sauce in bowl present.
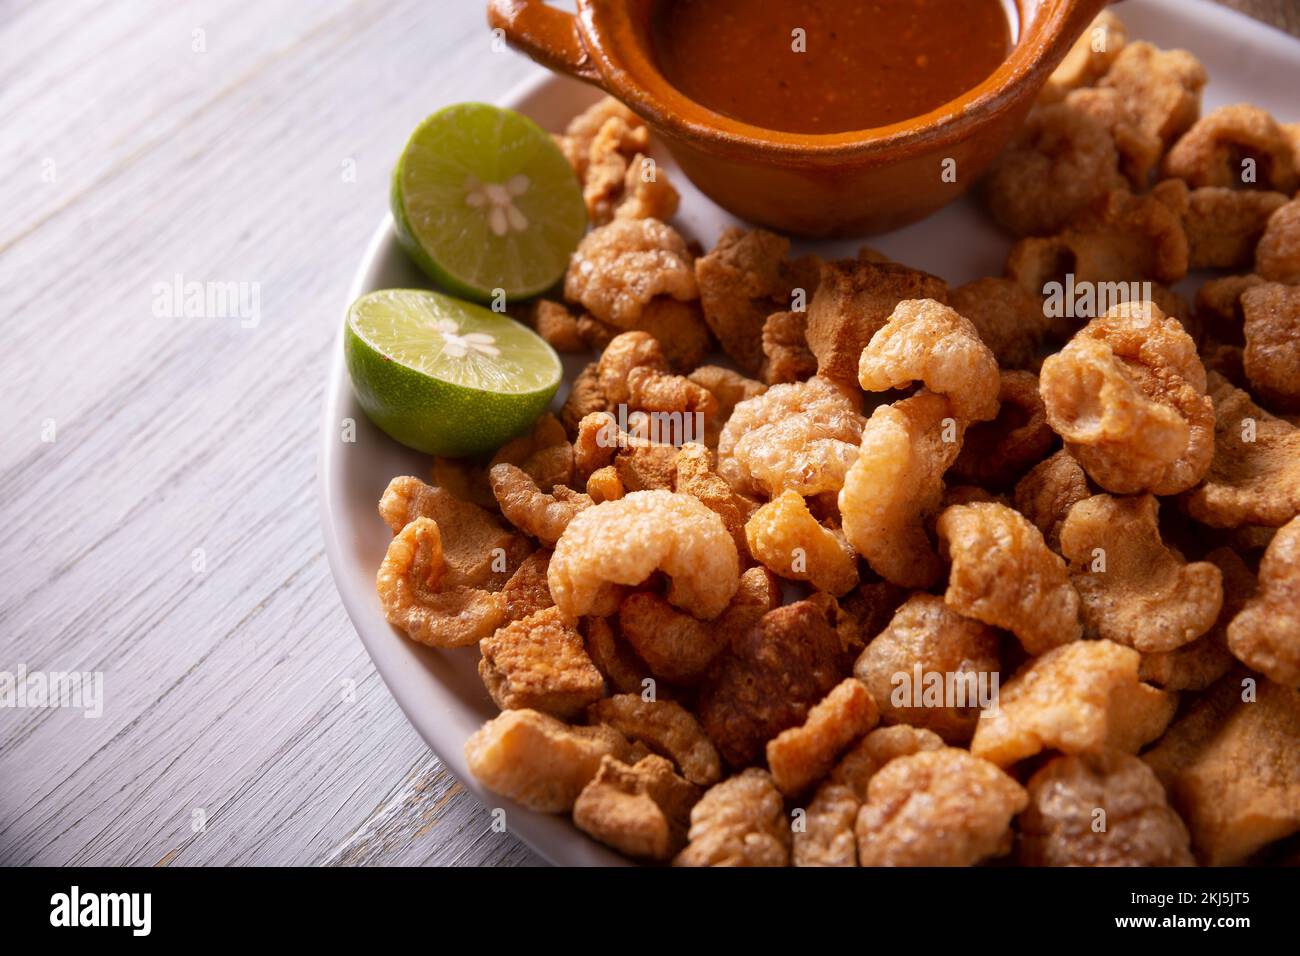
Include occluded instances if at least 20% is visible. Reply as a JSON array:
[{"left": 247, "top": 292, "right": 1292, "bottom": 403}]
[{"left": 652, "top": 0, "right": 1014, "bottom": 134}]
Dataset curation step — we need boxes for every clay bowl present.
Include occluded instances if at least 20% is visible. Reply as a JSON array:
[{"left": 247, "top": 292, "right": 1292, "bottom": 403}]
[{"left": 488, "top": 0, "right": 1109, "bottom": 237}]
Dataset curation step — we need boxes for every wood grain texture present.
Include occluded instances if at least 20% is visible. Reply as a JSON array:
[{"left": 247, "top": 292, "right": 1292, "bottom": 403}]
[{"left": 0, "top": 0, "right": 1294, "bottom": 868}]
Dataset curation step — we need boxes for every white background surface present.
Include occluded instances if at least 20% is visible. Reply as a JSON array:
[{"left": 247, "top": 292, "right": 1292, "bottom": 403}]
[{"left": 2, "top": 0, "right": 1297, "bottom": 867}]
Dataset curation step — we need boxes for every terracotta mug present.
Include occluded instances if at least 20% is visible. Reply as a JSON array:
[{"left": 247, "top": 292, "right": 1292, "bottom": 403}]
[{"left": 488, "top": 0, "right": 1110, "bottom": 237}]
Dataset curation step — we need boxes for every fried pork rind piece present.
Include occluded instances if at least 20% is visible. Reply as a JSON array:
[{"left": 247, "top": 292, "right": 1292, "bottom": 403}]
[
  {"left": 1241, "top": 282, "right": 1300, "bottom": 412},
  {"left": 618, "top": 567, "right": 781, "bottom": 685},
  {"left": 573, "top": 754, "right": 699, "bottom": 861},
  {"left": 478, "top": 607, "right": 605, "bottom": 719},
  {"left": 614, "top": 152, "right": 681, "bottom": 223},
  {"left": 687, "top": 365, "right": 767, "bottom": 419},
  {"left": 378, "top": 476, "right": 531, "bottom": 589},
  {"left": 488, "top": 412, "right": 573, "bottom": 492},
  {"left": 1144, "top": 671, "right": 1300, "bottom": 864},
  {"left": 548, "top": 490, "right": 740, "bottom": 620},
  {"left": 1018, "top": 750, "right": 1194, "bottom": 867},
  {"left": 1038, "top": 10, "right": 1127, "bottom": 104},
  {"left": 983, "top": 98, "right": 1126, "bottom": 237},
  {"left": 970, "top": 640, "right": 1175, "bottom": 769},
  {"left": 594, "top": 329, "right": 666, "bottom": 407},
  {"left": 1181, "top": 373, "right": 1300, "bottom": 528},
  {"left": 674, "top": 442, "right": 756, "bottom": 552},
  {"left": 489, "top": 464, "right": 593, "bottom": 548},
  {"left": 499, "top": 549, "right": 555, "bottom": 625},
  {"left": 694, "top": 227, "right": 812, "bottom": 376},
  {"left": 1139, "top": 546, "right": 1246, "bottom": 691},
  {"left": 464, "top": 708, "right": 635, "bottom": 813},
  {"left": 674, "top": 768, "right": 791, "bottom": 867},
  {"left": 855, "top": 748, "right": 1028, "bottom": 867},
  {"left": 555, "top": 96, "right": 646, "bottom": 180},
  {"left": 1061, "top": 494, "right": 1223, "bottom": 653},
  {"left": 1006, "top": 189, "right": 1189, "bottom": 295},
  {"left": 835, "top": 580, "right": 909, "bottom": 658},
  {"left": 626, "top": 366, "right": 718, "bottom": 420},
  {"left": 1196, "top": 272, "right": 1268, "bottom": 332},
  {"left": 1095, "top": 41, "right": 1206, "bottom": 184},
  {"left": 761, "top": 310, "right": 818, "bottom": 384},
  {"left": 585, "top": 465, "right": 624, "bottom": 504},
  {"left": 1162, "top": 103, "right": 1299, "bottom": 194},
  {"left": 697, "top": 597, "right": 846, "bottom": 768},
  {"left": 520, "top": 300, "right": 591, "bottom": 354},
  {"left": 937, "top": 501, "right": 1081, "bottom": 655},
  {"left": 805, "top": 259, "right": 949, "bottom": 389},
  {"left": 1013, "top": 449, "right": 1091, "bottom": 552},
  {"left": 1228, "top": 516, "right": 1300, "bottom": 686},
  {"left": 431, "top": 456, "right": 496, "bottom": 508},
  {"left": 766, "top": 679, "right": 879, "bottom": 797},
  {"left": 745, "top": 491, "right": 858, "bottom": 596},
  {"left": 1151, "top": 178, "right": 1287, "bottom": 270},
  {"left": 949, "top": 277, "right": 1053, "bottom": 370},
  {"left": 564, "top": 218, "right": 698, "bottom": 328},
  {"left": 717, "top": 375, "right": 865, "bottom": 498},
  {"left": 840, "top": 392, "right": 963, "bottom": 589},
  {"left": 629, "top": 297, "right": 712, "bottom": 372},
  {"left": 1039, "top": 302, "right": 1213, "bottom": 495},
  {"left": 584, "top": 616, "right": 650, "bottom": 696},
  {"left": 555, "top": 97, "right": 671, "bottom": 226},
  {"left": 560, "top": 363, "right": 608, "bottom": 436},
  {"left": 589, "top": 694, "right": 722, "bottom": 786},
  {"left": 793, "top": 725, "right": 945, "bottom": 867},
  {"left": 853, "top": 594, "right": 1002, "bottom": 745},
  {"left": 857, "top": 298, "right": 1001, "bottom": 422},
  {"left": 376, "top": 517, "right": 505, "bottom": 648},
  {"left": 1255, "top": 197, "right": 1300, "bottom": 283},
  {"left": 951, "top": 370, "right": 1055, "bottom": 488}
]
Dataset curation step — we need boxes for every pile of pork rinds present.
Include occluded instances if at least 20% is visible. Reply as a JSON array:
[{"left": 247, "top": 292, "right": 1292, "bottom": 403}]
[{"left": 374, "top": 11, "right": 1300, "bottom": 866}]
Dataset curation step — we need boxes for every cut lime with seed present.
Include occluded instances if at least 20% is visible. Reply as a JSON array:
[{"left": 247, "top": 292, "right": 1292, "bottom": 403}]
[
  {"left": 345, "top": 289, "right": 562, "bottom": 456},
  {"left": 391, "top": 102, "right": 586, "bottom": 302}
]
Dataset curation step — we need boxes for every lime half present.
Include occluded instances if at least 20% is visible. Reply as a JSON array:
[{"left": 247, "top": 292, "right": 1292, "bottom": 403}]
[
  {"left": 345, "top": 289, "right": 562, "bottom": 456},
  {"left": 391, "top": 103, "right": 586, "bottom": 302}
]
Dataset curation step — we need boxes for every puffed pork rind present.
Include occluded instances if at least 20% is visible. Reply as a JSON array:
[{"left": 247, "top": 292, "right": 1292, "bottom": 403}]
[
  {"left": 489, "top": 463, "right": 593, "bottom": 548},
  {"left": 982, "top": 98, "right": 1127, "bottom": 237},
  {"left": 970, "top": 640, "right": 1175, "bottom": 769},
  {"left": 1095, "top": 41, "right": 1207, "bottom": 186},
  {"left": 949, "top": 277, "right": 1054, "bottom": 370},
  {"left": 584, "top": 616, "right": 651, "bottom": 696},
  {"left": 762, "top": 310, "right": 818, "bottom": 384},
  {"left": 805, "top": 259, "right": 948, "bottom": 390},
  {"left": 548, "top": 490, "right": 740, "bottom": 620},
  {"left": 834, "top": 580, "right": 909, "bottom": 659},
  {"left": 573, "top": 754, "right": 699, "bottom": 861},
  {"left": 1013, "top": 448, "right": 1091, "bottom": 552},
  {"left": 1144, "top": 670, "right": 1300, "bottom": 864},
  {"left": 1241, "top": 282, "right": 1300, "bottom": 412},
  {"left": 830, "top": 725, "right": 946, "bottom": 800},
  {"left": 855, "top": 748, "right": 1028, "bottom": 867},
  {"left": 595, "top": 330, "right": 666, "bottom": 406},
  {"left": 478, "top": 606, "right": 605, "bottom": 719},
  {"left": 674, "top": 768, "right": 791, "bottom": 867},
  {"left": 488, "top": 412, "right": 573, "bottom": 491},
  {"left": 1039, "top": 301, "right": 1213, "bottom": 495},
  {"left": 498, "top": 548, "right": 555, "bottom": 624},
  {"left": 1139, "top": 546, "right": 1246, "bottom": 691},
  {"left": 618, "top": 567, "right": 780, "bottom": 686},
  {"left": 1162, "top": 103, "right": 1299, "bottom": 194},
  {"left": 464, "top": 708, "right": 636, "bottom": 813},
  {"left": 560, "top": 362, "right": 608, "bottom": 436},
  {"left": 674, "top": 442, "right": 756, "bottom": 553},
  {"left": 694, "top": 226, "right": 813, "bottom": 376},
  {"left": 840, "top": 391, "right": 964, "bottom": 589},
  {"left": 1255, "top": 197, "right": 1300, "bottom": 283},
  {"left": 376, "top": 517, "right": 505, "bottom": 648},
  {"left": 1181, "top": 372, "right": 1300, "bottom": 528},
  {"left": 1060, "top": 493, "right": 1223, "bottom": 653},
  {"left": 717, "top": 375, "right": 865, "bottom": 499},
  {"left": 1151, "top": 178, "right": 1288, "bottom": 270},
  {"left": 766, "top": 678, "right": 879, "bottom": 797},
  {"left": 378, "top": 476, "right": 531, "bottom": 590},
  {"left": 857, "top": 298, "right": 1001, "bottom": 422},
  {"left": 1227, "top": 515, "right": 1300, "bottom": 686},
  {"left": 697, "top": 597, "right": 847, "bottom": 769},
  {"left": 564, "top": 218, "right": 698, "bottom": 327},
  {"left": 1018, "top": 750, "right": 1194, "bottom": 867},
  {"left": 1038, "top": 10, "right": 1128, "bottom": 104},
  {"left": 588, "top": 694, "right": 722, "bottom": 786},
  {"left": 853, "top": 593, "right": 1002, "bottom": 744},
  {"left": 951, "top": 370, "right": 1056, "bottom": 488},
  {"left": 937, "top": 501, "right": 1082, "bottom": 655},
  {"left": 745, "top": 490, "right": 858, "bottom": 596}
]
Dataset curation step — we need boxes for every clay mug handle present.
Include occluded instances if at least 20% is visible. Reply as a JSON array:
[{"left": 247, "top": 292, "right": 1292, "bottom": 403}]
[{"left": 487, "top": 0, "right": 603, "bottom": 84}]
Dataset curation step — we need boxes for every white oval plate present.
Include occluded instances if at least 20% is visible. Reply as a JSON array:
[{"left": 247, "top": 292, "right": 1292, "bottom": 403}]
[{"left": 319, "top": 0, "right": 1300, "bottom": 866}]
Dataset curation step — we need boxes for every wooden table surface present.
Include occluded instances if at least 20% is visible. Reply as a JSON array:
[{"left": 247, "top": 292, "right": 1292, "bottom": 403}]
[{"left": 1, "top": 0, "right": 1295, "bottom": 868}]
